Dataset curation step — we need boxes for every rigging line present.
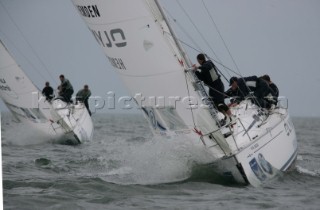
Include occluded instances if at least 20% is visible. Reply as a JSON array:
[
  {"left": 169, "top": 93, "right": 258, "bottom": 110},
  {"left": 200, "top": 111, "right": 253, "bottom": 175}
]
[
  {"left": 163, "top": 4, "right": 240, "bottom": 80},
  {"left": 201, "top": 0, "right": 242, "bottom": 77},
  {"left": 183, "top": 72, "right": 197, "bottom": 128},
  {"left": 158, "top": 23, "right": 240, "bottom": 77},
  {"left": 160, "top": 7, "right": 240, "bottom": 76},
  {"left": 199, "top": 1, "right": 236, "bottom": 86},
  {"left": 175, "top": 0, "right": 222, "bottom": 64},
  {"left": 0, "top": 2, "right": 57, "bottom": 87},
  {"left": 0, "top": 31, "right": 49, "bottom": 90},
  {"left": 176, "top": 38, "right": 241, "bottom": 76},
  {"left": 162, "top": 7, "right": 203, "bottom": 55},
  {"left": 200, "top": 1, "right": 262, "bottom": 107}
]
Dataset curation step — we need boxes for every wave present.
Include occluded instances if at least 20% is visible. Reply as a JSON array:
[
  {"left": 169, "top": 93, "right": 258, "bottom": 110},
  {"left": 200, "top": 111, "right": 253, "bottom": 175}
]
[{"left": 296, "top": 165, "right": 320, "bottom": 177}]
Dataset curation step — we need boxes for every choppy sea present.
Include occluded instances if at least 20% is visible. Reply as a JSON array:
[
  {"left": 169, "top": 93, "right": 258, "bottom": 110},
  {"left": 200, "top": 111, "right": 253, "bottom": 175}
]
[{"left": 1, "top": 112, "right": 320, "bottom": 210}]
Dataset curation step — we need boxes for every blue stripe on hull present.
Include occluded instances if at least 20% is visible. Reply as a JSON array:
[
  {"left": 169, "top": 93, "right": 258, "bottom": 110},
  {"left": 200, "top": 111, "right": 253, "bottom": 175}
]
[{"left": 280, "top": 149, "right": 298, "bottom": 171}]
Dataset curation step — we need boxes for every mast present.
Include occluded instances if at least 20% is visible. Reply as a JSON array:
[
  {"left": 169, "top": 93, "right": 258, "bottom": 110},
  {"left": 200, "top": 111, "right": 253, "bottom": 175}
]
[
  {"left": 154, "top": 0, "right": 221, "bottom": 125},
  {"left": 154, "top": 0, "right": 192, "bottom": 68}
]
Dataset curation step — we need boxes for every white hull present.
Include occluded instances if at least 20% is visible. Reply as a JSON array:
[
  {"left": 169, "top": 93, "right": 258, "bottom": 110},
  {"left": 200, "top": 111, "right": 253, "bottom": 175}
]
[
  {"left": 203, "top": 100, "right": 298, "bottom": 186},
  {"left": 233, "top": 113, "right": 297, "bottom": 186},
  {"left": 7, "top": 99, "right": 94, "bottom": 145},
  {"left": 51, "top": 99, "right": 94, "bottom": 144}
]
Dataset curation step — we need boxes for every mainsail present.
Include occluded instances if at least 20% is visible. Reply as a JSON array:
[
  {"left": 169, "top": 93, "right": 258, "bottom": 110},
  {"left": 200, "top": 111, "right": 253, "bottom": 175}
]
[{"left": 72, "top": 0, "right": 224, "bottom": 140}]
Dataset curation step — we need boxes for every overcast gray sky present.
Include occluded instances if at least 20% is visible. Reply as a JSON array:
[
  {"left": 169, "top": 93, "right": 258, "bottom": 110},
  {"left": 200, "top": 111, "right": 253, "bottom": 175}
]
[{"left": 0, "top": 0, "right": 319, "bottom": 117}]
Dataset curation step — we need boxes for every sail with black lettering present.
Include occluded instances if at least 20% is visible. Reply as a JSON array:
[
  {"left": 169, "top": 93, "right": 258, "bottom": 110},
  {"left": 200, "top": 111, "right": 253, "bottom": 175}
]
[
  {"left": 71, "top": 0, "right": 227, "bottom": 151},
  {"left": 72, "top": 0, "right": 298, "bottom": 186}
]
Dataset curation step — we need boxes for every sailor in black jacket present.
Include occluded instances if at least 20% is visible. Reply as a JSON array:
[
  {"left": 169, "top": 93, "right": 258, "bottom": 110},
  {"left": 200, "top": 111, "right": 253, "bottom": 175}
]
[
  {"left": 193, "top": 54, "right": 233, "bottom": 122},
  {"left": 228, "top": 75, "right": 271, "bottom": 108},
  {"left": 42, "top": 81, "right": 54, "bottom": 101},
  {"left": 260, "top": 74, "right": 279, "bottom": 106}
]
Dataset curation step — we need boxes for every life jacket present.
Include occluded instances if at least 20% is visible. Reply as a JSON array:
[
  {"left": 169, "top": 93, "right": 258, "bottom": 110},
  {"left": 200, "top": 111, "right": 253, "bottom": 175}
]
[{"left": 198, "top": 60, "right": 220, "bottom": 85}]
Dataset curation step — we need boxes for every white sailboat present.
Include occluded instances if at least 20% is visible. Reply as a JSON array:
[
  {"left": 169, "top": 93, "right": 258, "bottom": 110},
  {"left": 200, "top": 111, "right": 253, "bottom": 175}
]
[
  {"left": 72, "top": 0, "right": 298, "bottom": 186},
  {"left": 0, "top": 40, "right": 93, "bottom": 144}
]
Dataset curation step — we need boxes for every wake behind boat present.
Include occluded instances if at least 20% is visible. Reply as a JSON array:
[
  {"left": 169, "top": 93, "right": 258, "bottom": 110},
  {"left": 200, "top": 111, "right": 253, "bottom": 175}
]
[
  {"left": 72, "top": 0, "right": 297, "bottom": 186},
  {"left": 0, "top": 40, "right": 93, "bottom": 145}
]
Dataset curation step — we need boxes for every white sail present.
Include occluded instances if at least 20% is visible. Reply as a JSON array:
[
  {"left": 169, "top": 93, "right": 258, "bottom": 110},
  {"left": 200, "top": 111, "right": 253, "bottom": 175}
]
[
  {"left": 0, "top": 40, "right": 93, "bottom": 144},
  {"left": 0, "top": 40, "right": 48, "bottom": 121},
  {"left": 72, "top": 0, "right": 224, "bottom": 140},
  {"left": 73, "top": 1, "right": 198, "bottom": 127},
  {"left": 72, "top": 0, "right": 298, "bottom": 186}
]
